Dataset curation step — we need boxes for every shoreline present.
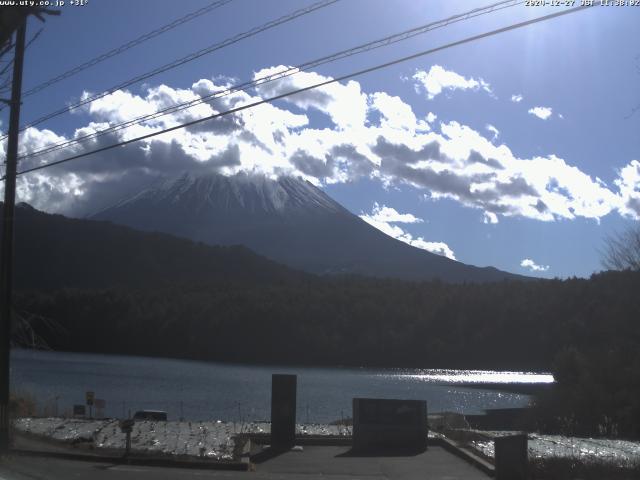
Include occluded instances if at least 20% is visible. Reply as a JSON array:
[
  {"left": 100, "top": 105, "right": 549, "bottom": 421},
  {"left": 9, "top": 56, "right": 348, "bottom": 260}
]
[
  {"left": 457, "top": 382, "right": 553, "bottom": 395},
  {"left": 12, "top": 347, "right": 554, "bottom": 379}
]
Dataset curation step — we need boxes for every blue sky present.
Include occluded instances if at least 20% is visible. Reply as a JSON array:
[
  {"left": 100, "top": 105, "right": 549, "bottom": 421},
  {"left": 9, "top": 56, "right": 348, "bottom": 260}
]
[{"left": 2, "top": 0, "right": 639, "bottom": 278}]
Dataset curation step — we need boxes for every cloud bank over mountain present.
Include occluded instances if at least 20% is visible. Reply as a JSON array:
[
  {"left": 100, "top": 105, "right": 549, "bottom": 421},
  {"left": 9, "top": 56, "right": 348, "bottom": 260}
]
[
  {"left": 3, "top": 64, "right": 638, "bottom": 226},
  {"left": 359, "top": 203, "right": 456, "bottom": 260}
]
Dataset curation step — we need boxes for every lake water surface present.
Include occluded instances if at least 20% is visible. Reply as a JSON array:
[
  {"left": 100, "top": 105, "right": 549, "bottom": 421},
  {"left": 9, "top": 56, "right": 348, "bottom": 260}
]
[{"left": 11, "top": 349, "right": 553, "bottom": 423}]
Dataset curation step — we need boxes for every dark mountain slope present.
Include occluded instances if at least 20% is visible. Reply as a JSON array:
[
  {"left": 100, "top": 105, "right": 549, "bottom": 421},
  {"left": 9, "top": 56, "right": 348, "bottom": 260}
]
[
  {"left": 92, "top": 172, "right": 527, "bottom": 283},
  {"left": 4, "top": 203, "right": 305, "bottom": 291}
]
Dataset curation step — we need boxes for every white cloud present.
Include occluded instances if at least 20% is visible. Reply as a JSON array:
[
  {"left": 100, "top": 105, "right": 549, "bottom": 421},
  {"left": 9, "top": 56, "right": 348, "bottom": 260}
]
[
  {"left": 511, "top": 94, "right": 523, "bottom": 103},
  {"left": 7, "top": 67, "right": 636, "bottom": 227},
  {"left": 252, "top": 66, "right": 368, "bottom": 131},
  {"left": 370, "top": 92, "right": 430, "bottom": 133},
  {"left": 360, "top": 203, "right": 455, "bottom": 260},
  {"left": 410, "top": 239, "right": 456, "bottom": 260},
  {"left": 483, "top": 212, "right": 498, "bottom": 224},
  {"left": 362, "top": 202, "right": 423, "bottom": 224},
  {"left": 485, "top": 124, "right": 499, "bottom": 142},
  {"left": 614, "top": 159, "right": 640, "bottom": 219},
  {"left": 520, "top": 258, "right": 549, "bottom": 272},
  {"left": 412, "top": 65, "right": 492, "bottom": 100},
  {"left": 377, "top": 120, "right": 622, "bottom": 222},
  {"left": 528, "top": 106, "right": 553, "bottom": 120}
]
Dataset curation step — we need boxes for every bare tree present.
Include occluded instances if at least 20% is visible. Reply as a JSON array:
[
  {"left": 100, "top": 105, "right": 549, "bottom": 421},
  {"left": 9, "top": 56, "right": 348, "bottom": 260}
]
[{"left": 602, "top": 223, "right": 640, "bottom": 271}]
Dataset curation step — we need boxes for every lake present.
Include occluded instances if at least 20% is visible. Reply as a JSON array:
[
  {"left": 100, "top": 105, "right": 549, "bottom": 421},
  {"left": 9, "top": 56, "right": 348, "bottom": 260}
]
[{"left": 10, "top": 349, "right": 553, "bottom": 423}]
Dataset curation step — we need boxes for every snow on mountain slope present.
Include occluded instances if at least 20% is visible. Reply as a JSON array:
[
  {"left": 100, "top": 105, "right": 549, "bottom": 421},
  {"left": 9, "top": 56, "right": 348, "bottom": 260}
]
[{"left": 98, "top": 172, "right": 344, "bottom": 216}]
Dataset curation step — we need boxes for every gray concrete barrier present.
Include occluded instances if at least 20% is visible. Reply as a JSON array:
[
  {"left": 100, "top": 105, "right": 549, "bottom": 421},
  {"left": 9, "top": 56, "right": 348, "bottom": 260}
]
[{"left": 352, "top": 398, "right": 427, "bottom": 452}]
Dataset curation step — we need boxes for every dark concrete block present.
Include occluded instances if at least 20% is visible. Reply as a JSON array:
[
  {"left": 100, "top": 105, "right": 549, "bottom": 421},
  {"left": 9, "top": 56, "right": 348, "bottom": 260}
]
[
  {"left": 271, "top": 374, "right": 297, "bottom": 448},
  {"left": 495, "top": 433, "right": 528, "bottom": 480},
  {"left": 352, "top": 398, "right": 428, "bottom": 452}
]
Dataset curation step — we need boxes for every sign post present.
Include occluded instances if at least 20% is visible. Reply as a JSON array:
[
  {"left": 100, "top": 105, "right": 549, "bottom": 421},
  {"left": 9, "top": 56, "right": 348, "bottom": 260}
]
[
  {"left": 95, "top": 399, "right": 105, "bottom": 418},
  {"left": 85, "top": 391, "right": 95, "bottom": 419},
  {"left": 119, "top": 419, "right": 134, "bottom": 457}
]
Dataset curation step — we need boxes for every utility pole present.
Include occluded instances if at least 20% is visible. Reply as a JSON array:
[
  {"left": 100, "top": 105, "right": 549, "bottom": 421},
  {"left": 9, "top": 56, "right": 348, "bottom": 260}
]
[{"left": 0, "top": 18, "right": 27, "bottom": 452}]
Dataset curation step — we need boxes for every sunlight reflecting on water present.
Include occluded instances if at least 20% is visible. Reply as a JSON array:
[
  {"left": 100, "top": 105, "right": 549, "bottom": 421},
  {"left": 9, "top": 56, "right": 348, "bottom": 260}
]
[
  {"left": 12, "top": 350, "right": 549, "bottom": 421},
  {"left": 382, "top": 369, "right": 554, "bottom": 384}
]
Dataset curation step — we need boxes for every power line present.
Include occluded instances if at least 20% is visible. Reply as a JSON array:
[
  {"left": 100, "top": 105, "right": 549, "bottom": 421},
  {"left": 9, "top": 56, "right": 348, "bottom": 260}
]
[
  {"left": 21, "top": 0, "right": 234, "bottom": 98},
  {"left": 10, "top": 2, "right": 596, "bottom": 179},
  {"left": 19, "top": 0, "right": 522, "bottom": 162},
  {"left": 19, "top": 0, "right": 520, "bottom": 160},
  {"left": 0, "top": 0, "right": 340, "bottom": 142},
  {"left": 0, "top": 28, "right": 43, "bottom": 97}
]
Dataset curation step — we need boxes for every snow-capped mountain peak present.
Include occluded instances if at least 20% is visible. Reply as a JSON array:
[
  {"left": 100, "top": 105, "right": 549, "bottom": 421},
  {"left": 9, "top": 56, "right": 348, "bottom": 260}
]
[{"left": 103, "top": 172, "right": 344, "bottom": 217}]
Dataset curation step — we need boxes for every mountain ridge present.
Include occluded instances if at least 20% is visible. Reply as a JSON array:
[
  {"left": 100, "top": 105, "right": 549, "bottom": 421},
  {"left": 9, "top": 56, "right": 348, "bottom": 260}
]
[
  {"left": 91, "top": 172, "right": 528, "bottom": 283},
  {"left": 4, "top": 202, "right": 306, "bottom": 291}
]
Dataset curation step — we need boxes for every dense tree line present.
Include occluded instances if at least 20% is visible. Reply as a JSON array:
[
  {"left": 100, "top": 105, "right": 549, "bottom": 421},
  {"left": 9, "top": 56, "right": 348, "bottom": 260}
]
[
  {"left": 14, "top": 270, "right": 640, "bottom": 437},
  {"left": 17, "top": 271, "right": 639, "bottom": 370}
]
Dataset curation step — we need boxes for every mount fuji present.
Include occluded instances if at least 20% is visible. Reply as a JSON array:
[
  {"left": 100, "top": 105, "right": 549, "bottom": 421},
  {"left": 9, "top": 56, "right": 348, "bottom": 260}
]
[{"left": 91, "top": 172, "right": 525, "bottom": 283}]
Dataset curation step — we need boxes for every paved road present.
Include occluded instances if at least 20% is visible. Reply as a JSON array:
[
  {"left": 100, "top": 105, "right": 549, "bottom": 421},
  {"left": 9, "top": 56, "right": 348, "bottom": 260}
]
[
  {"left": 0, "top": 446, "right": 489, "bottom": 479},
  {"left": 254, "top": 446, "right": 489, "bottom": 479},
  {"left": 0, "top": 456, "right": 245, "bottom": 480}
]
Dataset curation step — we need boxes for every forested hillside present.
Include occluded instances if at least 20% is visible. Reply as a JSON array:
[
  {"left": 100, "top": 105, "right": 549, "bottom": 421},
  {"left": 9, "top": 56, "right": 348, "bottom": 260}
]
[
  {"left": 6, "top": 203, "right": 306, "bottom": 290},
  {"left": 16, "top": 270, "right": 640, "bottom": 372}
]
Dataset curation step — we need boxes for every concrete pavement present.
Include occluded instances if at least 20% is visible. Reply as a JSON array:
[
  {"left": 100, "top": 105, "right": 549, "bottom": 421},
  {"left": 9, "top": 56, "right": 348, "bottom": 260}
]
[{"left": 0, "top": 445, "right": 490, "bottom": 479}]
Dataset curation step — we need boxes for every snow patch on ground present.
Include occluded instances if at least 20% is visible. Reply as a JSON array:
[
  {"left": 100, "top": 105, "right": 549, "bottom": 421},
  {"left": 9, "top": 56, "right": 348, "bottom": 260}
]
[
  {"left": 18, "top": 418, "right": 637, "bottom": 467},
  {"left": 13, "top": 417, "right": 351, "bottom": 461},
  {"left": 469, "top": 431, "right": 640, "bottom": 467}
]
